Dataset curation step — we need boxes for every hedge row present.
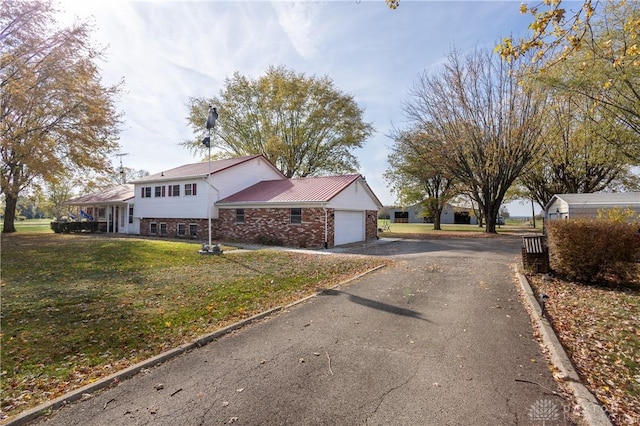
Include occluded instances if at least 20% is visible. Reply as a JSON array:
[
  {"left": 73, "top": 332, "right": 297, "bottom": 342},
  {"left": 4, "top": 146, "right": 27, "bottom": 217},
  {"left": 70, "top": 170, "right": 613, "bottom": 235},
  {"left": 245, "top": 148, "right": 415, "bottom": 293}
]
[
  {"left": 546, "top": 219, "right": 639, "bottom": 284},
  {"left": 50, "top": 221, "right": 99, "bottom": 233}
]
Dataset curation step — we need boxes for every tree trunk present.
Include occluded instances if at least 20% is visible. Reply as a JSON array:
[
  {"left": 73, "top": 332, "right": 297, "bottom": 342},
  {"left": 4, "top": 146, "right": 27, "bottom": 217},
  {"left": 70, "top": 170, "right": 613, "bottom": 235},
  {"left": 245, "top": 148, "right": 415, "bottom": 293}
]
[
  {"left": 433, "top": 207, "right": 443, "bottom": 230},
  {"left": 484, "top": 204, "right": 500, "bottom": 234},
  {"left": 485, "top": 216, "right": 497, "bottom": 233},
  {"left": 3, "top": 194, "right": 18, "bottom": 233}
]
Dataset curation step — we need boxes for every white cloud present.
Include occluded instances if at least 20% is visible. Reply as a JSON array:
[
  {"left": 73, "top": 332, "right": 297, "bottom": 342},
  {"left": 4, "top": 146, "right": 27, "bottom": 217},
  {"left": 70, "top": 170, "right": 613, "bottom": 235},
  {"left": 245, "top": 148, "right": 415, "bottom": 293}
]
[{"left": 271, "top": 1, "right": 324, "bottom": 60}]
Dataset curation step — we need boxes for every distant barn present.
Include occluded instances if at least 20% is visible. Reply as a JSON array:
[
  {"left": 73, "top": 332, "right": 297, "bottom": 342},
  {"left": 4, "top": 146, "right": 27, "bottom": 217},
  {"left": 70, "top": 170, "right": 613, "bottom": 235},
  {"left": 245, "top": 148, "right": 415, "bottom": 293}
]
[{"left": 388, "top": 203, "right": 478, "bottom": 225}]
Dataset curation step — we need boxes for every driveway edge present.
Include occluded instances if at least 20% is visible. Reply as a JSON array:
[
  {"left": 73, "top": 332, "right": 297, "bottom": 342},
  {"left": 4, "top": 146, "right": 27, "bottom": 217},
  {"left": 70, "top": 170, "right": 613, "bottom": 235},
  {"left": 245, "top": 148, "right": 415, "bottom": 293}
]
[
  {"left": 5, "top": 264, "right": 386, "bottom": 426},
  {"left": 515, "top": 270, "right": 613, "bottom": 426}
]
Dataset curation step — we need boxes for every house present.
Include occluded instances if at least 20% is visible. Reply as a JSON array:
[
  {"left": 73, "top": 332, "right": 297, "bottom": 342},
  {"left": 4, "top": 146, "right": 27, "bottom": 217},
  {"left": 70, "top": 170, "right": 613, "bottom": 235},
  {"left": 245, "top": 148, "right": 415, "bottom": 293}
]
[
  {"left": 389, "top": 203, "right": 478, "bottom": 225},
  {"left": 216, "top": 174, "right": 381, "bottom": 247},
  {"left": 65, "top": 184, "right": 135, "bottom": 233},
  {"left": 544, "top": 192, "right": 640, "bottom": 221},
  {"left": 131, "top": 154, "right": 285, "bottom": 240},
  {"left": 127, "top": 154, "right": 381, "bottom": 248}
]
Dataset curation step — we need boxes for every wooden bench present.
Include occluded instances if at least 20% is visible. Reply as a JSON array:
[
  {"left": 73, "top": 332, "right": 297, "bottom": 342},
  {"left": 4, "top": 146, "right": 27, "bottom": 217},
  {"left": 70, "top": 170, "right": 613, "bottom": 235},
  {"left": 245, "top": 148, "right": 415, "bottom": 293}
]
[{"left": 521, "top": 236, "right": 549, "bottom": 273}]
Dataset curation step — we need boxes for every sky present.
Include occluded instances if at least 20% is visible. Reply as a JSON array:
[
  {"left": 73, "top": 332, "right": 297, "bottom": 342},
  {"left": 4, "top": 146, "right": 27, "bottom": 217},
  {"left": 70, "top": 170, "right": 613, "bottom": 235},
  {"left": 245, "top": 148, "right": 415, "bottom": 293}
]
[{"left": 56, "top": 0, "right": 560, "bottom": 216}]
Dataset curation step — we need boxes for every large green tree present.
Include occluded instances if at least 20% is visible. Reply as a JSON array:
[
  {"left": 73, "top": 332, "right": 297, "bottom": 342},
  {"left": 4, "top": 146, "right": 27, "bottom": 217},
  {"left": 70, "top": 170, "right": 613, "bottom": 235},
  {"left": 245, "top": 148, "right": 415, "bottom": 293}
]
[
  {"left": 513, "top": 0, "right": 640, "bottom": 208},
  {"left": 402, "top": 48, "right": 546, "bottom": 233},
  {"left": 500, "top": 1, "right": 639, "bottom": 158},
  {"left": 184, "top": 65, "right": 373, "bottom": 178},
  {"left": 1, "top": 0, "right": 122, "bottom": 233},
  {"left": 519, "top": 84, "right": 638, "bottom": 208},
  {"left": 385, "top": 126, "right": 458, "bottom": 230},
  {"left": 536, "top": 1, "right": 640, "bottom": 158}
]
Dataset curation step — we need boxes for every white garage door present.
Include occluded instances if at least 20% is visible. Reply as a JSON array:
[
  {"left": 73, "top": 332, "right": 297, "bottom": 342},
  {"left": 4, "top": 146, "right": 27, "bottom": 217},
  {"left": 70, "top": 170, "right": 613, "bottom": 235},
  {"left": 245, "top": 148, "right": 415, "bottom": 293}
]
[{"left": 334, "top": 211, "right": 365, "bottom": 246}]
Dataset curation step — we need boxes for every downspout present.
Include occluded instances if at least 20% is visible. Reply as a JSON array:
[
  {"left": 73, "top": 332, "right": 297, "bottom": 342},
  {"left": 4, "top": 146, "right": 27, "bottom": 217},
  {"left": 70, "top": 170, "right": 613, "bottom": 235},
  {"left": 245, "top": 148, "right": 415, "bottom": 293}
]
[
  {"left": 323, "top": 205, "right": 328, "bottom": 249},
  {"left": 202, "top": 176, "right": 220, "bottom": 216}
]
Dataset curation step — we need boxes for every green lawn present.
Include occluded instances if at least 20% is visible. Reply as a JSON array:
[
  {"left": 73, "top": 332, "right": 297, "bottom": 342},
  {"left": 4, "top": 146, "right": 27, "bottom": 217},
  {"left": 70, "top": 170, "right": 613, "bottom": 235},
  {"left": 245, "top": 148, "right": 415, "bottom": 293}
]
[
  {"left": 377, "top": 219, "right": 540, "bottom": 235},
  {"left": 0, "top": 218, "right": 53, "bottom": 233},
  {"left": 0, "top": 233, "right": 387, "bottom": 419}
]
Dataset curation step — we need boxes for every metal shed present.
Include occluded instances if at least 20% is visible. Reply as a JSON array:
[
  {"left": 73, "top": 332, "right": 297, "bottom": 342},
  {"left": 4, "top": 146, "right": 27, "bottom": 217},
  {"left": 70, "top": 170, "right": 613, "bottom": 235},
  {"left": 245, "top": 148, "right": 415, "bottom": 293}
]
[{"left": 544, "top": 192, "right": 640, "bottom": 222}]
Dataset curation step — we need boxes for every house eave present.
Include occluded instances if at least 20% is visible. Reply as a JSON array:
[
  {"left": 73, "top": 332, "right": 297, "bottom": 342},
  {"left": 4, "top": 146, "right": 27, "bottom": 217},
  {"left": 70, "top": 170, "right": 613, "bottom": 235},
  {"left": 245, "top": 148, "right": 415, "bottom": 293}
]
[
  {"left": 216, "top": 201, "right": 327, "bottom": 209},
  {"left": 66, "top": 197, "right": 134, "bottom": 206},
  {"left": 132, "top": 174, "right": 209, "bottom": 184}
]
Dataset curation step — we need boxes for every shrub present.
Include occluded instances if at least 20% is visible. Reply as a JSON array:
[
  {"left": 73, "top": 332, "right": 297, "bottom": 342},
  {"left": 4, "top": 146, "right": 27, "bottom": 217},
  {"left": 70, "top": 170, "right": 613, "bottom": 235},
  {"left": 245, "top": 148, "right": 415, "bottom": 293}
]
[
  {"left": 50, "top": 221, "right": 99, "bottom": 233},
  {"left": 597, "top": 206, "right": 639, "bottom": 223},
  {"left": 254, "top": 234, "right": 283, "bottom": 246},
  {"left": 547, "top": 219, "right": 639, "bottom": 285}
]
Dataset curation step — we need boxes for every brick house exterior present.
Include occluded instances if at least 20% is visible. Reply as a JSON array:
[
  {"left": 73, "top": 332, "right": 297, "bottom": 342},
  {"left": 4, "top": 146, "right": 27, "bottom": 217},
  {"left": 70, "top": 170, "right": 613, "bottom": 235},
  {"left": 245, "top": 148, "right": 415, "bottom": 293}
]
[
  {"left": 216, "top": 207, "right": 328, "bottom": 248},
  {"left": 130, "top": 155, "right": 383, "bottom": 248},
  {"left": 139, "top": 207, "right": 379, "bottom": 249},
  {"left": 212, "top": 207, "right": 380, "bottom": 248}
]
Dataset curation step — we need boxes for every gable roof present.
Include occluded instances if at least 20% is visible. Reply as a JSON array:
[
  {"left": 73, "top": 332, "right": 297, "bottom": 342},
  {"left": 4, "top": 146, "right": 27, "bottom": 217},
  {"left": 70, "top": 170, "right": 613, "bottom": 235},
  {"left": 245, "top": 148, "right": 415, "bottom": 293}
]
[
  {"left": 66, "top": 184, "right": 134, "bottom": 205},
  {"left": 217, "top": 174, "right": 373, "bottom": 205},
  {"left": 131, "top": 154, "right": 282, "bottom": 183},
  {"left": 547, "top": 192, "right": 640, "bottom": 209}
]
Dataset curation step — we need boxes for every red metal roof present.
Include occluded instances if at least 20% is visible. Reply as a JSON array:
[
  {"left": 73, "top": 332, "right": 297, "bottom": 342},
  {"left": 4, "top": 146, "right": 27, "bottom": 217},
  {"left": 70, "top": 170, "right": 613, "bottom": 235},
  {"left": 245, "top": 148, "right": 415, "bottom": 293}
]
[
  {"left": 66, "top": 184, "right": 134, "bottom": 205},
  {"left": 218, "top": 174, "right": 363, "bottom": 204},
  {"left": 132, "top": 154, "right": 275, "bottom": 183}
]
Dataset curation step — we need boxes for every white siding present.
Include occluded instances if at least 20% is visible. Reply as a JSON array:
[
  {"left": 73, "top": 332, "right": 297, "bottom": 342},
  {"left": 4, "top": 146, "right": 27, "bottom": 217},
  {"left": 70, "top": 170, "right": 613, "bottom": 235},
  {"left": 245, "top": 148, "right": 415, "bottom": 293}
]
[
  {"left": 135, "top": 178, "right": 208, "bottom": 219},
  {"left": 134, "top": 157, "right": 285, "bottom": 220},
  {"left": 546, "top": 199, "right": 569, "bottom": 220},
  {"left": 210, "top": 158, "right": 285, "bottom": 218},
  {"left": 327, "top": 180, "right": 380, "bottom": 210}
]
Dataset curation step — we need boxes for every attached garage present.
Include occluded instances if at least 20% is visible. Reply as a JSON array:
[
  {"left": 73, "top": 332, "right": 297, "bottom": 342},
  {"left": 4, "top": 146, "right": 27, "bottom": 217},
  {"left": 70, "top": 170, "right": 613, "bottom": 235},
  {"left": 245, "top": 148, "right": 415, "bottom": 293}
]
[
  {"left": 216, "top": 173, "right": 383, "bottom": 248},
  {"left": 334, "top": 210, "right": 365, "bottom": 245}
]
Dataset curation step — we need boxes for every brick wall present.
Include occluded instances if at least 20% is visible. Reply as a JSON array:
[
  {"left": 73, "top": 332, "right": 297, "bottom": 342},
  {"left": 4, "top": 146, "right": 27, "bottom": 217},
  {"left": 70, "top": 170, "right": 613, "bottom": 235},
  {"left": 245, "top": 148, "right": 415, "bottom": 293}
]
[
  {"left": 217, "top": 207, "right": 329, "bottom": 248},
  {"left": 365, "top": 210, "right": 379, "bottom": 241},
  {"left": 139, "top": 218, "right": 209, "bottom": 239},
  {"left": 139, "top": 207, "right": 379, "bottom": 248}
]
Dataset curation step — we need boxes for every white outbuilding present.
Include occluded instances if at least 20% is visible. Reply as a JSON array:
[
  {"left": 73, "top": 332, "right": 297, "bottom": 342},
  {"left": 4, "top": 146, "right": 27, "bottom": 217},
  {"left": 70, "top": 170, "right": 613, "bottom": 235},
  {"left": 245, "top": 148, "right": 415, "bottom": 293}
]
[{"left": 544, "top": 192, "right": 640, "bottom": 222}]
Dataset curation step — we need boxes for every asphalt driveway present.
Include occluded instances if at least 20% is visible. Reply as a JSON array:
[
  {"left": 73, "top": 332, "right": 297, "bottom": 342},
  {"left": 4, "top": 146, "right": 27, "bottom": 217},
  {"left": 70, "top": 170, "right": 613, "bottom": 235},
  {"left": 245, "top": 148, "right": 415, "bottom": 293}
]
[{"left": 33, "top": 237, "right": 572, "bottom": 425}]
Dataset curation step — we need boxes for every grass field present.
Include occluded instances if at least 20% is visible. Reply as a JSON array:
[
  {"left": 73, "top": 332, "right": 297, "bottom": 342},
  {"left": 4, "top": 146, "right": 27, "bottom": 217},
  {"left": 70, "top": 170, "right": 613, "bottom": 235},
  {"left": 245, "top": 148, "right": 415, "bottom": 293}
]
[
  {"left": 0, "top": 219, "right": 53, "bottom": 234},
  {"left": 377, "top": 219, "right": 540, "bottom": 236},
  {"left": 0, "top": 233, "right": 387, "bottom": 419}
]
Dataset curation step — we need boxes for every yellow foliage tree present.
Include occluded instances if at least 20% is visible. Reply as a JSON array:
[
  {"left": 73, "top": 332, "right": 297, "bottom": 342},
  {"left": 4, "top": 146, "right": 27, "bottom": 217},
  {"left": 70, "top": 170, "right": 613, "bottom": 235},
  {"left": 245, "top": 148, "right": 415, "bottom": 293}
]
[
  {"left": 184, "top": 65, "right": 373, "bottom": 178},
  {"left": 1, "top": 0, "right": 122, "bottom": 232}
]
